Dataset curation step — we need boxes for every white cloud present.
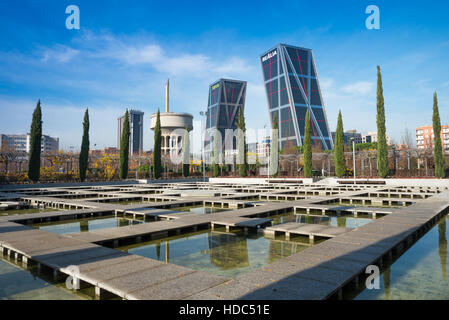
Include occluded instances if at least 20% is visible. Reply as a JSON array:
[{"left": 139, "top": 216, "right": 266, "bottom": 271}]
[
  {"left": 41, "top": 45, "right": 79, "bottom": 63},
  {"left": 121, "top": 44, "right": 164, "bottom": 65},
  {"left": 341, "top": 81, "right": 374, "bottom": 95},
  {"left": 70, "top": 32, "right": 251, "bottom": 78}
]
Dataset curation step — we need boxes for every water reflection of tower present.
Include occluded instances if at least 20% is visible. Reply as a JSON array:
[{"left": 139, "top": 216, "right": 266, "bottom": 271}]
[
  {"left": 438, "top": 219, "right": 447, "bottom": 279},
  {"left": 208, "top": 232, "right": 249, "bottom": 269},
  {"left": 79, "top": 220, "right": 89, "bottom": 232},
  {"left": 267, "top": 239, "right": 301, "bottom": 264},
  {"left": 155, "top": 241, "right": 170, "bottom": 264}
]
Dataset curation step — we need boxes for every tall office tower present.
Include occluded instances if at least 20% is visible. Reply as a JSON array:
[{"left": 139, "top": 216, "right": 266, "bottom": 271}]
[
  {"left": 117, "top": 109, "right": 144, "bottom": 155},
  {"left": 205, "top": 79, "right": 247, "bottom": 152},
  {"left": 260, "top": 44, "right": 333, "bottom": 150}
]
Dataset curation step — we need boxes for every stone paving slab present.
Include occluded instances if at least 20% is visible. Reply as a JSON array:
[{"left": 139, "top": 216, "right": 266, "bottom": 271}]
[
  {"left": 269, "top": 261, "right": 354, "bottom": 287},
  {"left": 0, "top": 221, "right": 33, "bottom": 234},
  {"left": 266, "top": 222, "right": 307, "bottom": 231},
  {"left": 37, "top": 246, "right": 125, "bottom": 269},
  {"left": 185, "top": 279, "right": 261, "bottom": 300},
  {"left": 63, "top": 254, "right": 140, "bottom": 274},
  {"left": 239, "top": 276, "right": 336, "bottom": 300},
  {"left": 298, "top": 243, "right": 381, "bottom": 265},
  {"left": 127, "top": 271, "right": 229, "bottom": 300},
  {"left": 99, "top": 263, "right": 196, "bottom": 297},
  {"left": 76, "top": 256, "right": 163, "bottom": 286}
]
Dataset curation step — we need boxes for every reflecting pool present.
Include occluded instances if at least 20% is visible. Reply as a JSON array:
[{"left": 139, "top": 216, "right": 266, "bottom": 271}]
[
  {"left": 269, "top": 212, "right": 372, "bottom": 229},
  {"left": 32, "top": 216, "right": 145, "bottom": 235},
  {"left": 351, "top": 215, "right": 449, "bottom": 300},
  {"left": 0, "top": 256, "right": 86, "bottom": 300},
  {"left": 118, "top": 229, "right": 309, "bottom": 278},
  {"left": 0, "top": 207, "right": 58, "bottom": 216},
  {"left": 174, "top": 205, "right": 227, "bottom": 214}
]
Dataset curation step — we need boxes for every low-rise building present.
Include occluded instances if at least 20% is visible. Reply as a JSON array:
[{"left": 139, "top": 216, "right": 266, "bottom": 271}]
[
  {"left": 416, "top": 125, "right": 449, "bottom": 153},
  {"left": 0, "top": 134, "right": 59, "bottom": 153},
  {"left": 362, "top": 131, "right": 391, "bottom": 145},
  {"left": 331, "top": 130, "right": 362, "bottom": 146}
]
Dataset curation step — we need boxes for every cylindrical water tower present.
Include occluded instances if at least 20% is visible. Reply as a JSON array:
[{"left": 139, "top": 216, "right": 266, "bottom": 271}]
[{"left": 150, "top": 79, "right": 193, "bottom": 155}]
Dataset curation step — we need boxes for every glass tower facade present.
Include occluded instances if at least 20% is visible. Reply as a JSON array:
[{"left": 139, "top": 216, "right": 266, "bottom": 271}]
[
  {"left": 205, "top": 79, "right": 247, "bottom": 151},
  {"left": 117, "top": 109, "right": 144, "bottom": 155},
  {"left": 260, "top": 44, "right": 333, "bottom": 150}
]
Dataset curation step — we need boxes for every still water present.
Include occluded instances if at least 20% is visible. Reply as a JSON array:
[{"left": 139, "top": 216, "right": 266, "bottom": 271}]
[
  {"left": 119, "top": 229, "right": 309, "bottom": 278},
  {"left": 32, "top": 216, "right": 145, "bottom": 235},
  {"left": 270, "top": 212, "right": 373, "bottom": 229},
  {"left": 174, "top": 205, "right": 227, "bottom": 214},
  {"left": 352, "top": 215, "right": 449, "bottom": 300},
  {"left": 0, "top": 207, "right": 58, "bottom": 216},
  {"left": 0, "top": 257, "right": 86, "bottom": 300}
]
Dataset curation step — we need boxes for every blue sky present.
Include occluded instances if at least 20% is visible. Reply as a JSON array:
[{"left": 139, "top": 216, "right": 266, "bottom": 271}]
[{"left": 0, "top": 0, "right": 448, "bottom": 151}]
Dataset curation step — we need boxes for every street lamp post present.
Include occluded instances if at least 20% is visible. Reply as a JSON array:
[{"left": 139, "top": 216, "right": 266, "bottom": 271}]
[
  {"left": 264, "top": 124, "right": 270, "bottom": 180},
  {"left": 199, "top": 111, "right": 209, "bottom": 183},
  {"left": 351, "top": 138, "right": 356, "bottom": 184},
  {"left": 392, "top": 145, "right": 397, "bottom": 176}
]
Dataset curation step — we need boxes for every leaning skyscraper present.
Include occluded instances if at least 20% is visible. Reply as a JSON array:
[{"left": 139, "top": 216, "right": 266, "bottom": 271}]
[
  {"left": 260, "top": 44, "right": 333, "bottom": 150},
  {"left": 205, "top": 78, "right": 247, "bottom": 152}
]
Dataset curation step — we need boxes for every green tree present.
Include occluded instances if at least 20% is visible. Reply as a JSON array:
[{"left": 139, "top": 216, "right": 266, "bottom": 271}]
[
  {"left": 237, "top": 108, "right": 247, "bottom": 177},
  {"left": 376, "top": 66, "right": 389, "bottom": 178},
  {"left": 334, "top": 110, "right": 345, "bottom": 178},
  {"left": 303, "top": 109, "right": 312, "bottom": 177},
  {"left": 433, "top": 92, "right": 446, "bottom": 178},
  {"left": 270, "top": 113, "right": 279, "bottom": 177},
  {"left": 153, "top": 109, "right": 162, "bottom": 179},
  {"left": 182, "top": 127, "right": 190, "bottom": 177},
  {"left": 213, "top": 129, "right": 220, "bottom": 177},
  {"left": 79, "top": 108, "right": 90, "bottom": 182},
  {"left": 28, "top": 100, "right": 42, "bottom": 182},
  {"left": 119, "top": 110, "right": 130, "bottom": 179}
]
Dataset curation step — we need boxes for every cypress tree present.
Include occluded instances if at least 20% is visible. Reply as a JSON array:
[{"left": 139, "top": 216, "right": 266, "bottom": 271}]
[
  {"left": 334, "top": 110, "right": 345, "bottom": 177},
  {"left": 237, "top": 108, "right": 247, "bottom": 177},
  {"left": 433, "top": 92, "right": 446, "bottom": 178},
  {"left": 304, "top": 109, "right": 312, "bottom": 178},
  {"left": 213, "top": 129, "right": 220, "bottom": 177},
  {"left": 153, "top": 109, "right": 162, "bottom": 179},
  {"left": 182, "top": 127, "right": 190, "bottom": 177},
  {"left": 79, "top": 108, "right": 90, "bottom": 182},
  {"left": 376, "top": 66, "right": 389, "bottom": 178},
  {"left": 270, "top": 113, "right": 279, "bottom": 177},
  {"left": 28, "top": 100, "right": 42, "bottom": 182},
  {"left": 119, "top": 110, "right": 130, "bottom": 179}
]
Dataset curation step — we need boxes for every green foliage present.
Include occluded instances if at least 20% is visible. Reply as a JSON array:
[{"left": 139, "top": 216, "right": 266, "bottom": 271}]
[
  {"left": 28, "top": 100, "right": 42, "bottom": 182},
  {"left": 334, "top": 110, "right": 345, "bottom": 178},
  {"left": 182, "top": 127, "right": 190, "bottom": 177},
  {"left": 354, "top": 142, "right": 377, "bottom": 151},
  {"left": 139, "top": 164, "right": 150, "bottom": 173},
  {"left": 376, "top": 66, "right": 389, "bottom": 178},
  {"left": 433, "top": 92, "right": 446, "bottom": 178},
  {"left": 237, "top": 108, "right": 247, "bottom": 177},
  {"left": 153, "top": 110, "right": 162, "bottom": 179},
  {"left": 79, "top": 108, "right": 90, "bottom": 181},
  {"left": 303, "top": 109, "right": 312, "bottom": 178},
  {"left": 119, "top": 110, "right": 130, "bottom": 179}
]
